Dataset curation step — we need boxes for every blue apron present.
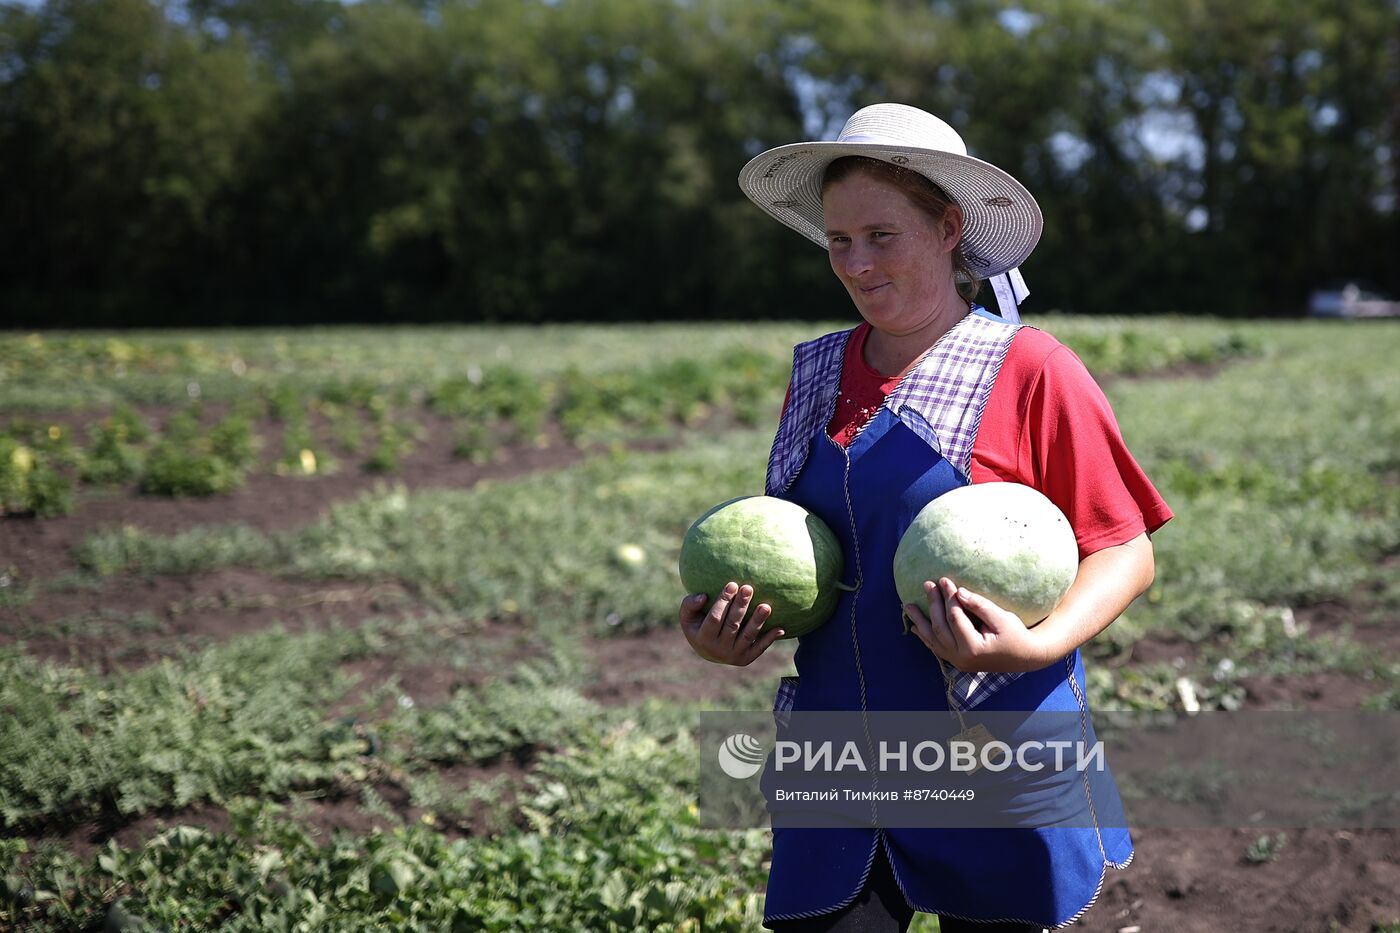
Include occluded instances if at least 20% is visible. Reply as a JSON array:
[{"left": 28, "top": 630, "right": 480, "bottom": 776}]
[{"left": 761, "top": 404, "right": 1132, "bottom": 929}]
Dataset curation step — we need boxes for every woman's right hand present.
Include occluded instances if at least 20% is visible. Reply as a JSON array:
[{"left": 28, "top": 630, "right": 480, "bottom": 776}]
[{"left": 679, "top": 582, "right": 786, "bottom": 666}]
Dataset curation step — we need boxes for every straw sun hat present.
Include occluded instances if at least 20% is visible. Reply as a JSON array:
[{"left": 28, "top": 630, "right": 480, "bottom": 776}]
[{"left": 738, "top": 103, "right": 1041, "bottom": 310}]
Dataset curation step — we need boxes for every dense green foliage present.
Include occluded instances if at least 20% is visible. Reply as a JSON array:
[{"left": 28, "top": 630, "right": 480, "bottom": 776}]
[
  {"left": 2, "top": 0, "right": 1397, "bottom": 325},
  {"left": 1, "top": 639, "right": 779, "bottom": 930}
]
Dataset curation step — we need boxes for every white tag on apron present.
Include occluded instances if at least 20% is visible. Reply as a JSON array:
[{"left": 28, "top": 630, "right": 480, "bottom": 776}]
[{"left": 951, "top": 722, "right": 997, "bottom": 776}]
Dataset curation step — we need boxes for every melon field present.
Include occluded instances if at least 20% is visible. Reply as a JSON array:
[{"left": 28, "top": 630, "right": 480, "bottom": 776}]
[{"left": 1, "top": 318, "right": 1398, "bottom": 932}]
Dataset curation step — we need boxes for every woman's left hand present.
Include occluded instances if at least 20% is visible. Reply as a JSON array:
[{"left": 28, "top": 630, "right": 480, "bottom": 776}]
[{"left": 904, "top": 578, "right": 1054, "bottom": 673}]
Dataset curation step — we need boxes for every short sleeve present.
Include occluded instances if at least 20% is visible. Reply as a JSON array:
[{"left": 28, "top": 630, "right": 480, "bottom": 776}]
[{"left": 971, "top": 329, "right": 1173, "bottom": 560}]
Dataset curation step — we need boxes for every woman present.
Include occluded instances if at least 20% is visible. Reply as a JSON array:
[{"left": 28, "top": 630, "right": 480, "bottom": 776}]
[{"left": 679, "top": 103, "right": 1171, "bottom": 931}]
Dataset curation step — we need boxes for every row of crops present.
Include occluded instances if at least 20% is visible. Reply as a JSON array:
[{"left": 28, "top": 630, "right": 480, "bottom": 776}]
[
  {"left": 1, "top": 319, "right": 1255, "bottom": 518},
  {"left": 0, "top": 354, "right": 786, "bottom": 516},
  {"left": 1, "top": 319, "right": 1397, "bottom": 929},
  {"left": 0, "top": 320, "right": 1251, "bottom": 409}
]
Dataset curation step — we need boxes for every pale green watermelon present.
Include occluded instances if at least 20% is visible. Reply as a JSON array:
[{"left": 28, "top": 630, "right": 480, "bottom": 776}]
[
  {"left": 679, "top": 496, "right": 847, "bottom": 638},
  {"left": 893, "top": 483, "right": 1078, "bottom": 628}
]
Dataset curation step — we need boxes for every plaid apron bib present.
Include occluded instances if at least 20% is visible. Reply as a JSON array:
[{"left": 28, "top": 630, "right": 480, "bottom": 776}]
[{"left": 767, "top": 308, "right": 1023, "bottom": 710}]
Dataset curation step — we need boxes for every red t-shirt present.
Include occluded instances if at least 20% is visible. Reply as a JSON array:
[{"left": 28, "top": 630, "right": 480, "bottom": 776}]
[{"left": 782, "top": 322, "right": 1172, "bottom": 560}]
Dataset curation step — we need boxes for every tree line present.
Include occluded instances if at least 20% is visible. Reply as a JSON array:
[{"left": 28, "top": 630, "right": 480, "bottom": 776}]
[{"left": 1, "top": 0, "right": 1396, "bottom": 326}]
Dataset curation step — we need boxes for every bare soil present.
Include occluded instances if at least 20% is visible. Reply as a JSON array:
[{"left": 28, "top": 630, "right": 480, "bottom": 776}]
[
  {"left": 3, "top": 405, "right": 1399, "bottom": 932},
  {"left": 583, "top": 626, "right": 795, "bottom": 708},
  {"left": 1, "top": 570, "right": 421, "bottom": 672},
  {"left": 1085, "top": 827, "right": 1400, "bottom": 932},
  {"left": 1081, "top": 602, "right": 1400, "bottom": 931}
]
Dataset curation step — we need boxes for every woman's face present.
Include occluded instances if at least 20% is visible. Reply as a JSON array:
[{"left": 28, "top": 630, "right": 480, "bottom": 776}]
[{"left": 822, "top": 171, "right": 960, "bottom": 336}]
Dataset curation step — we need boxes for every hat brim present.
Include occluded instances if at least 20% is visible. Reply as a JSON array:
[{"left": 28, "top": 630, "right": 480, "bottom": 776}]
[{"left": 738, "top": 141, "right": 1042, "bottom": 279}]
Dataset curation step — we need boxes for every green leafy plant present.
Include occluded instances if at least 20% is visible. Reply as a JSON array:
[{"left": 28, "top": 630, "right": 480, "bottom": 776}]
[
  {"left": 138, "top": 410, "right": 256, "bottom": 496},
  {"left": 139, "top": 442, "right": 244, "bottom": 496},
  {"left": 363, "top": 420, "right": 414, "bottom": 474},
  {"left": 80, "top": 410, "right": 148, "bottom": 485},
  {"left": 325, "top": 402, "right": 366, "bottom": 455},
  {"left": 451, "top": 422, "right": 501, "bottom": 464},
  {"left": 208, "top": 413, "right": 259, "bottom": 471},
  {"left": 1244, "top": 832, "right": 1287, "bottom": 864},
  {"left": 74, "top": 523, "right": 281, "bottom": 577},
  {"left": 0, "top": 436, "right": 74, "bottom": 517}
]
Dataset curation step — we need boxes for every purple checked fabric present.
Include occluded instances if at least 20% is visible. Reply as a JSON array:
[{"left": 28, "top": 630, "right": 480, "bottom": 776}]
[
  {"left": 884, "top": 311, "right": 1018, "bottom": 480},
  {"left": 765, "top": 329, "right": 849, "bottom": 497},
  {"left": 766, "top": 311, "right": 1022, "bottom": 710}
]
